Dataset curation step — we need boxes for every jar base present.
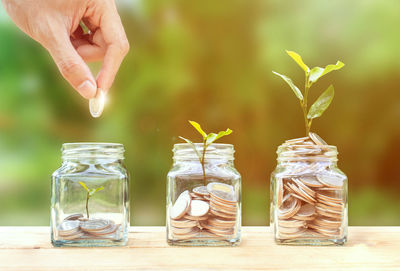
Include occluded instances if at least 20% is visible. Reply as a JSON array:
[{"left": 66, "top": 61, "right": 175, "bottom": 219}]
[
  {"left": 275, "top": 236, "right": 347, "bottom": 246},
  {"left": 167, "top": 237, "right": 241, "bottom": 247},
  {"left": 52, "top": 238, "right": 127, "bottom": 247}
]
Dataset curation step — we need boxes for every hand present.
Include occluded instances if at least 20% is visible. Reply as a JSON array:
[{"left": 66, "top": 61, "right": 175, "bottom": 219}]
[{"left": 2, "top": 0, "right": 130, "bottom": 99}]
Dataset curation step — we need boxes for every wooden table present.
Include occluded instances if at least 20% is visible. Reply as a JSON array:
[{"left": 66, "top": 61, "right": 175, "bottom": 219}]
[{"left": 0, "top": 227, "right": 399, "bottom": 270}]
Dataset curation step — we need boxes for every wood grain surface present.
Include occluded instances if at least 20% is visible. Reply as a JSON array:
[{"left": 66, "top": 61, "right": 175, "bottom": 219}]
[{"left": 0, "top": 226, "right": 399, "bottom": 270}]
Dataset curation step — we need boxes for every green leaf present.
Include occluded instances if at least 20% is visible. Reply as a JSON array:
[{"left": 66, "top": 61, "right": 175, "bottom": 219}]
[
  {"left": 89, "top": 186, "right": 104, "bottom": 197},
  {"left": 79, "top": 182, "right": 89, "bottom": 192},
  {"left": 308, "top": 61, "right": 345, "bottom": 85},
  {"left": 189, "top": 120, "right": 207, "bottom": 139},
  {"left": 308, "top": 67, "right": 324, "bottom": 84},
  {"left": 179, "top": 136, "right": 202, "bottom": 161},
  {"left": 205, "top": 128, "right": 232, "bottom": 145},
  {"left": 307, "top": 85, "right": 335, "bottom": 119},
  {"left": 321, "top": 61, "right": 345, "bottom": 77},
  {"left": 272, "top": 71, "right": 303, "bottom": 101},
  {"left": 286, "top": 50, "right": 310, "bottom": 73}
]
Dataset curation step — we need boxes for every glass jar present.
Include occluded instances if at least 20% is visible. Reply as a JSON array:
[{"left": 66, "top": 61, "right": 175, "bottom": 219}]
[
  {"left": 51, "top": 143, "right": 130, "bottom": 247},
  {"left": 167, "top": 143, "right": 241, "bottom": 246},
  {"left": 270, "top": 137, "right": 348, "bottom": 245}
]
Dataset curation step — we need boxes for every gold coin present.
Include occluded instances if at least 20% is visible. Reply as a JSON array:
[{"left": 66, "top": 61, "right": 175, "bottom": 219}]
[
  {"left": 209, "top": 208, "right": 237, "bottom": 220},
  {"left": 278, "top": 219, "right": 306, "bottom": 228},
  {"left": 298, "top": 176, "right": 323, "bottom": 188},
  {"left": 278, "top": 196, "right": 301, "bottom": 220},
  {"left": 171, "top": 226, "right": 197, "bottom": 235},
  {"left": 277, "top": 178, "right": 283, "bottom": 207},
  {"left": 295, "top": 203, "right": 316, "bottom": 217},
  {"left": 183, "top": 214, "right": 208, "bottom": 221},
  {"left": 292, "top": 178, "right": 316, "bottom": 198},
  {"left": 278, "top": 228, "right": 307, "bottom": 239},
  {"left": 170, "top": 218, "right": 198, "bottom": 228},
  {"left": 207, "top": 217, "right": 236, "bottom": 228},
  {"left": 172, "top": 227, "right": 200, "bottom": 240},
  {"left": 279, "top": 226, "right": 304, "bottom": 234}
]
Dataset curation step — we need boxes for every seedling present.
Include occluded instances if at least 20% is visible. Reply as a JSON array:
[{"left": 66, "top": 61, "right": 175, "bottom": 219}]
[
  {"left": 79, "top": 182, "right": 104, "bottom": 219},
  {"left": 273, "top": 50, "right": 345, "bottom": 135},
  {"left": 179, "top": 121, "right": 232, "bottom": 184}
]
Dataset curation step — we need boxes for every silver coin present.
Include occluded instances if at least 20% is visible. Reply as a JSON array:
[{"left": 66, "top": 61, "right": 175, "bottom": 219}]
[
  {"left": 193, "top": 186, "right": 209, "bottom": 196},
  {"left": 58, "top": 220, "right": 80, "bottom": 233},
  {"left": 170, "top": 190, "right": 191, "bottom": 220},
  {"left": 80, "top": 219, "right": 110, "bottom": 232}
]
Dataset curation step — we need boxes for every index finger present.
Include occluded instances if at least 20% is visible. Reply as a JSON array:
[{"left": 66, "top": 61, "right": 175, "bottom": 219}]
[{"left": 96, "top": 2, "right": 130, "bottom": 92}]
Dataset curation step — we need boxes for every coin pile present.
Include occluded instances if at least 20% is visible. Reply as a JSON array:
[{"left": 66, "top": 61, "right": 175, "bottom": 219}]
[
  {"left": 57, "top": 214, "right": 120, "bottom": 240},
  {"left": 169, "top": 182, "right": 238, "bottom": 240},
  {"left": 276, "top": 133, "right": 345, "bottom": 240}
]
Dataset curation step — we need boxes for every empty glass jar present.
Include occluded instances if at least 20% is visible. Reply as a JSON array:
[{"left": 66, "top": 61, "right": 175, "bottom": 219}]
[
  {"left": 51, "top": 143, "right": 130, "bottom": 247},
  {"left": 270, "top": 135, "right": 348, "bottom": 245},
  {"left": 167, "top": 143, "right": 241, "bottom": 246}
]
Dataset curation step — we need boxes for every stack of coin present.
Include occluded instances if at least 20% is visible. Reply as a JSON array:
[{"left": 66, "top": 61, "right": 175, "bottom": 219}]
[
  {"left": 56, "top": 214, "right": 120, "bottom": 240},
  {"left": 169, "top": 182, "right": 238, "bottom": 240},
  {"left": 276, "top": 133, "right": 345, "bottom": 240}
]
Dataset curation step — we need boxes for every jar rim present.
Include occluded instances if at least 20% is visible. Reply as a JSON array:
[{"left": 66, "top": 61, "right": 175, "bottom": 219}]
[
  {"left": 62, "top": 142, "right": 125, "bottom": 159},
  {"left": 173, "top": 143, "right": 235, "bottom": 160},
  {"left": 277, "top": 143, "right": 338, "bottom": 163}
]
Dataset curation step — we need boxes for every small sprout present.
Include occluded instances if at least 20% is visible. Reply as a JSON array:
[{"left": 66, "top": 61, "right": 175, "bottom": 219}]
[
  {"left": 273, "top": 50, "right": 344, "bottom": 135},
  {"left": 79, "top": 181, "right": 104, "bottom": 219},
  {"left": 179, "top": 121, "right": 232, "bottom": 184}
]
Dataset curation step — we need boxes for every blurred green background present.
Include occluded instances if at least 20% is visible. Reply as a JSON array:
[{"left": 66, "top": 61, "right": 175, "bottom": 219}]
[{"left": 1, "top": 0, "right": 399, "bottom": 226}]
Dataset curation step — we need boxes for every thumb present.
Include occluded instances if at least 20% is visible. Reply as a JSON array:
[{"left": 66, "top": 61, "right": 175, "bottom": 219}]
[{"left": 47, "top": 33, "right": 97, "bottom": 99}]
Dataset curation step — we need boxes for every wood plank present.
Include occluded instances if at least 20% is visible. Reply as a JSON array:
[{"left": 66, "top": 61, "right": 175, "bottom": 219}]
[{"left": 0, "top": 227, "right": 399, "bottom": 270}]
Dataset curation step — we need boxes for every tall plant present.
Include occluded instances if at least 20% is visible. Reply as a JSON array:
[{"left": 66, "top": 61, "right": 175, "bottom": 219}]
[{"left": 273, "top": 50, "right": 345, "bottom": 135}]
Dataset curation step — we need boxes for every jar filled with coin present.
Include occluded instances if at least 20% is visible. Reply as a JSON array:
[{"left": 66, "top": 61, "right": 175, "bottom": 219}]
[
  {"left": 270, "top": 133, "right": 348, "bottom": 245},
  {"left": 51, "top": 143, "right": 129, "bottom": 247},
  {"left": 167, "top": 143, "right": 242, "bottom": 246}
]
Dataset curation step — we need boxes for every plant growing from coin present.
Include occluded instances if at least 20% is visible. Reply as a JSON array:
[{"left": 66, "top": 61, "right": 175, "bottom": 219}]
[
  {"left": 79, "top": 182, "right": 104, "bottom": 219},
  {"left": 179, "top": 121, "right": 232, "bottom": 184},
  {"left": 273, "top": 50, "right": 345, "bottom": 135}
]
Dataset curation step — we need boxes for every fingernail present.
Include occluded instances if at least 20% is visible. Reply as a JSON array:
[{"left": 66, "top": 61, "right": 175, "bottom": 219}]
[{"left": 78, "top": 80, "right": 97, "bottom": 99}]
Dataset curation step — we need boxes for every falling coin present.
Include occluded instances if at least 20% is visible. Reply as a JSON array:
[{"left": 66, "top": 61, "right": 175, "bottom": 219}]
[{"left": 89, "top": 88, "right": 106, "bottom": 118}]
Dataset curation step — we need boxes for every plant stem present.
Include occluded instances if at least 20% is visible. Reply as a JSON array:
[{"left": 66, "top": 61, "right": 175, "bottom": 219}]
[
  {"left": 201, "top": 139, "right": 207, "bottom": 185},
  {"left": 86, "top": 193, "right": 90, "bottom": 219},
  {"left": 302, "top": 75, "right": 311, "bottom": 135}
]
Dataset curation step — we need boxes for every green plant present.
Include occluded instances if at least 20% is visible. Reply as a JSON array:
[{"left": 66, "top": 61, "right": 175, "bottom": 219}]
[
  {"left": 273, "top": 50, "right": 345, "bottom": 135},
  {"left": 179, "top": 121, "right": 232, "bottom": 184},
  {"left": 79, "top": 182, "right": 104, "bottom": 219}
]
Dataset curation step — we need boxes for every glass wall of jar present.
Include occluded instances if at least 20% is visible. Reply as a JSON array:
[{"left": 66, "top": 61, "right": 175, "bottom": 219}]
[
  {"left": 167, "top": 143, "right": 241, "bottom": 246},
  {"left": 51, "top": 143, "right": 130, "bottom": 247},
  {"left": 270, "top": 138, "right": 348, "bottom": 245}
]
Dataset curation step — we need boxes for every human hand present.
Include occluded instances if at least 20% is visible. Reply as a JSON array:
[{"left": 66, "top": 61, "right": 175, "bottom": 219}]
[{"left": 2, "top": 0, "right": 130, "bottom": 99}]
